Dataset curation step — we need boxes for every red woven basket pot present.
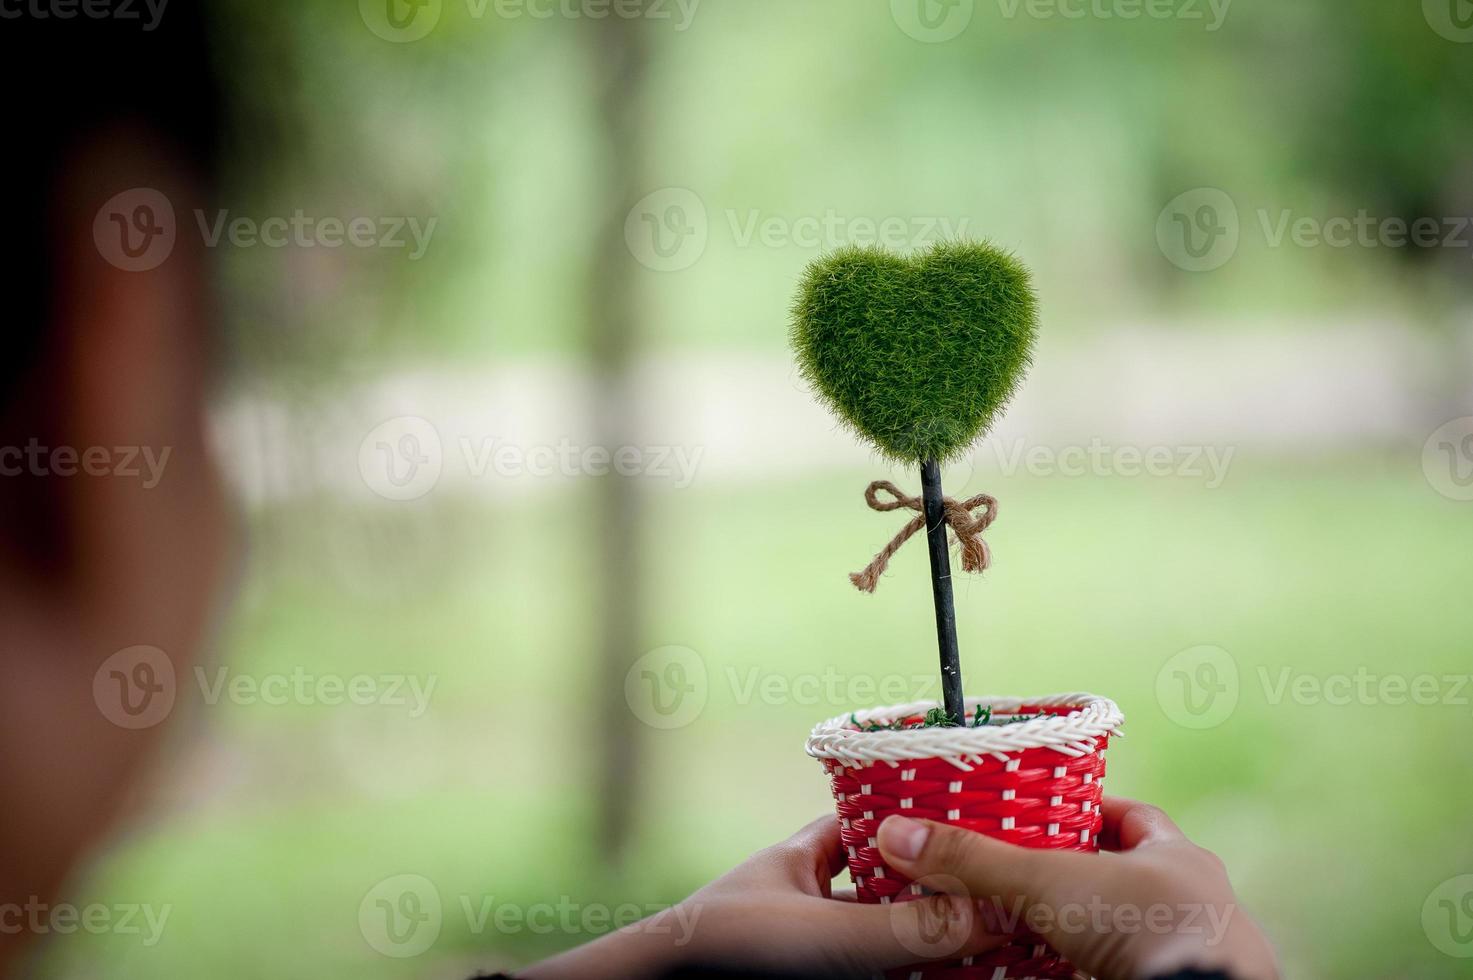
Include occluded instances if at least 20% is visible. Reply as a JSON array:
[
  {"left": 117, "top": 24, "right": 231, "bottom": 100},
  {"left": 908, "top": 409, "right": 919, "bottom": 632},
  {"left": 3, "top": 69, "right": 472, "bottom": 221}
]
[{"left": 806, "top": 693, "right": 1124, "bottom": 980}]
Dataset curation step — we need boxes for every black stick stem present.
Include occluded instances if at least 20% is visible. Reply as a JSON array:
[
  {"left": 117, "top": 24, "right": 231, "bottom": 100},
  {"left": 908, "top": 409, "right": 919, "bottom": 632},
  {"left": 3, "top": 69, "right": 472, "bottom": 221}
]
[{"left": 920, "top": 458, "right": 965, "bottom": 724}]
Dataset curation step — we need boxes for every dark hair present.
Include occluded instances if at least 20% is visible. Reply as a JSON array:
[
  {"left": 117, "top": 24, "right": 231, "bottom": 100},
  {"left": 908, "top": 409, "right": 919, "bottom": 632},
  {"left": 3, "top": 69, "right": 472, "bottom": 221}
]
[{"left": 1, "top": 3, "right": 221, "bottom": 398}]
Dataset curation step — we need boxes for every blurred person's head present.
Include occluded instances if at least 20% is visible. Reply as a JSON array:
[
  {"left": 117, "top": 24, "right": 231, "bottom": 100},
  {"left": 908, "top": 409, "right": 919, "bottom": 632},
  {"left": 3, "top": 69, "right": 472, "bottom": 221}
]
[{"left": 0, "top": 7, "right": 229, "bottom": 971}]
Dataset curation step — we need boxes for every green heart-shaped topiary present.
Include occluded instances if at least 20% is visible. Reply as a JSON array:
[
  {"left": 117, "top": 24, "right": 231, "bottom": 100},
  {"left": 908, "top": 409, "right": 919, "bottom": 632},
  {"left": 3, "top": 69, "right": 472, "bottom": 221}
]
[{"left": 791, "top": 240, "right": 1039, "bottom": 464}]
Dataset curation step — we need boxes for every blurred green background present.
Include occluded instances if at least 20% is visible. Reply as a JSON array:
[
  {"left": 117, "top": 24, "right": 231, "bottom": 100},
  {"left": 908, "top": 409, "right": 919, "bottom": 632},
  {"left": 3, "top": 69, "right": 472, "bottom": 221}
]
[{"left": 36, "top": 1, "right": 1473, "bottom": 978}]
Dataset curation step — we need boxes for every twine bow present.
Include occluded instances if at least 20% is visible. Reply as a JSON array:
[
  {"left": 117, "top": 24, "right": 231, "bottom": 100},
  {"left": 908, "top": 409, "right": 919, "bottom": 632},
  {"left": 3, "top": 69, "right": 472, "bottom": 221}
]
[{"left": 850, "top": 480, "right": 998, "bottom": 593}]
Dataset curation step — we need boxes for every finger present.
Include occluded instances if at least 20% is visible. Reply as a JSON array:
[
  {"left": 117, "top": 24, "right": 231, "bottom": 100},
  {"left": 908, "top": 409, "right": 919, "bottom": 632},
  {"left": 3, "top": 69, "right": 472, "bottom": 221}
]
[
  {"left": 765, "top": 815, "right": 848, "bottom": 889},
  {"left": 789, "top": 813, "right": 849, "bottom": 879},
  {"left": 875, "top": 816, "right": 1091, "bottom": 910},
  {"left": 1098, "top": 797, "right": 1186, "bottom": 852},
  {"left": 824, "top": 892, "right": 1009, "bottom": 971}
]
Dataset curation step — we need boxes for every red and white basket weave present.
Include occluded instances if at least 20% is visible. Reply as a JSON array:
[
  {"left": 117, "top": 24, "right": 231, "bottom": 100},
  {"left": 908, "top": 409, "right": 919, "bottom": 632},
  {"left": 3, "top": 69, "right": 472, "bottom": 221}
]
[{"left": 807, "top": 693, "right": 1124, "bottom": 980}]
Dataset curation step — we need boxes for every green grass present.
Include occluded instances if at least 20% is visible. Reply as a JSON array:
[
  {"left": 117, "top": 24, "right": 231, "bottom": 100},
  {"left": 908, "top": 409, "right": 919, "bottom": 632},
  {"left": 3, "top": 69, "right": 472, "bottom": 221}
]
[
  {"left": 792, "top": 241, "right": 1038, "bottom": 463},
  {"left": 36, "top": 456, "right": 1473, "bottom": 979}
]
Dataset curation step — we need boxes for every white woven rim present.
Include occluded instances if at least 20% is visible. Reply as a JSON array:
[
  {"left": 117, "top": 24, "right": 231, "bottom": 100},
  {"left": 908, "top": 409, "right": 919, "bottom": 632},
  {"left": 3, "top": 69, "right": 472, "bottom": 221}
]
[{"left": 806, "top": 692, "right": 1124, "bottom": 769}]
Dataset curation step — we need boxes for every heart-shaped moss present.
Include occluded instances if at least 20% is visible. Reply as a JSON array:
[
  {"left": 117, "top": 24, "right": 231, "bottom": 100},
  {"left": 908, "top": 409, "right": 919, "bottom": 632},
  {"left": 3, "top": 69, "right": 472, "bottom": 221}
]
[{"left": 791, "top": 241, "right": 1038, "bottom": 464}]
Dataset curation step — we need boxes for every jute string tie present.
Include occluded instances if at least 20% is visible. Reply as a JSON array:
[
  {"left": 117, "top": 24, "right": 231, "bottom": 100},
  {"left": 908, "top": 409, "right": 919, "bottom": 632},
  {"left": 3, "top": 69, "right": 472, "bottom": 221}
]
[{"left": 850, "top": 480, "right": 998, "bottom": 593}]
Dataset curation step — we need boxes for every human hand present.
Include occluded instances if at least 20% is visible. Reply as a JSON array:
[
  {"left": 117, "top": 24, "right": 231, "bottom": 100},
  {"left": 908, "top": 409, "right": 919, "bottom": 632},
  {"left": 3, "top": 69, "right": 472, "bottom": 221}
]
[
  {"left": 875, "top": 797, "right": 1280, "bottom": 980},
  {"left": 0, "top": 130, "right": 228, "bottom": 972},
  {"left": 521, "top": 814, "right": 1006, "bottom": 979}
]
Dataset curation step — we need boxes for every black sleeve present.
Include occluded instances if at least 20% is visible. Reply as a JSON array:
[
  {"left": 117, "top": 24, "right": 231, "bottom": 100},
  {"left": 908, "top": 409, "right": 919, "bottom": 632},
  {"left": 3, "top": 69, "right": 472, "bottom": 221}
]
[{"left": 477, "top": 967, "right": 1239, "bottom": 980}]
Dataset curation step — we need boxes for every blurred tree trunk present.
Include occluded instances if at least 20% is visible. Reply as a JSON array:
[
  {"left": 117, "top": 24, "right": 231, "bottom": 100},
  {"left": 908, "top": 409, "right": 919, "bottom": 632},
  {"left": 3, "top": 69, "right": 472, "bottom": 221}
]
[{"left": 585, "top": 10, "right": 650, "bottom": 865}]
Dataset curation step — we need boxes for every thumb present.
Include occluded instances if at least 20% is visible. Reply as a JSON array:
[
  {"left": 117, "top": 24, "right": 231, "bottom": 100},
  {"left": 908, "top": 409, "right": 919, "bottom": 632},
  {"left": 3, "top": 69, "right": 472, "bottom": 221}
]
[{"left": 876, "top": 816, "right": 1088, "bottom": 914}]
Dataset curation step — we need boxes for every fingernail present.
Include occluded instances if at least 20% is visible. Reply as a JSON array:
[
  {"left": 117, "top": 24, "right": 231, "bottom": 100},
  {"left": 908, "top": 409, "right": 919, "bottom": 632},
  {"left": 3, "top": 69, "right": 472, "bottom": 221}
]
[{"left": 879, "top": 816, "right": 930, "bottom": 861}]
